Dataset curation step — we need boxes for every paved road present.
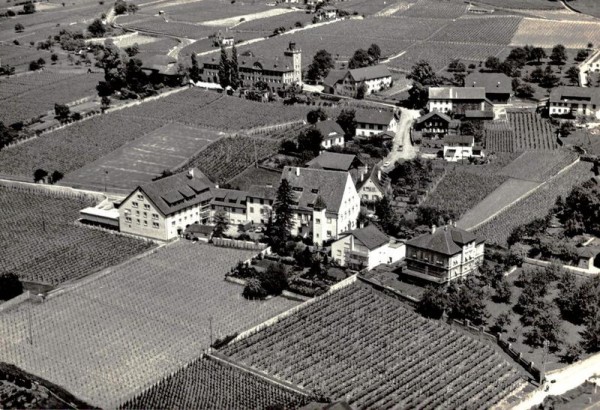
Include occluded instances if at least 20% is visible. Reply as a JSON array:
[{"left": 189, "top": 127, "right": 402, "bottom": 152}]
[{"left": 382, "top": 107, "right": 420, "bottom": 170}]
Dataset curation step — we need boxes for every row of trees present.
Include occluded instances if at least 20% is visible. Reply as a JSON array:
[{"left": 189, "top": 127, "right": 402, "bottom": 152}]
[
  {"left": 213, "top": 45, "right": 241, "bottom": 89},
  {"left": 305, "top": 44, "right": 382, "bottom": 83}
]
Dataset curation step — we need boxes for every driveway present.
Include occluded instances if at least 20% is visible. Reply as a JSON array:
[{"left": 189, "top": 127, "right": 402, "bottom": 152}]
[{"left": 381, "top": 107, "right": 420, "bottom": 170}]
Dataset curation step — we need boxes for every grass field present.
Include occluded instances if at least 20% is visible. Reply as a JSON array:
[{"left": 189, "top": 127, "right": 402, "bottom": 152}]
[
  {"left": 474, "top": 161, "right": 594, "bottom": 246},
  {"left": 62, "top": 123, "right": 226, "bottom": 193},
  {"left": 0, "top": 186, "right": 154, "bottom": 285},
  {"left": 121, "top": 355, "right": 310, "bottom": 409},
  {"left": 0, "top": 43, "right": 53, "bottom": 73},
  {"left": 221, "top": 282, "right": 524, "bottom": 409},
  {"left": 0, "top": 70, "right": 103, "bottom": 125},
  {"left": 0, "top": 241, "right": 298, "bottom": 407},
  {"left": 511, "top": 18, "right": 600, "bottom": 49},
  {"left": 497, "top": 150, "right": 578, "bottom": 183}
]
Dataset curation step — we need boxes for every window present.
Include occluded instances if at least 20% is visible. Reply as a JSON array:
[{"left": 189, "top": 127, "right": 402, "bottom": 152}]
[
  {"left": 153, "top": 222, "right": 159, "bottom": 229},
  {"left": 316, "top": 218, "right": 321, "bottom": 224},
  {"left": 132, "top": 201, "right": 138, "bottom": 208},
  {"left": 152, "top": 213, "right": 159, "bottom": 220},
  {"left": 250, "top": 207, "right": 254, "bottom": 213},
  {"left": 143, "top": 220, "right": 148, "bottom": 226},
  {"left": 327, "top": 230, "right": 332, "bottom": 237},
  {"left": 143, "top": 212, "right": 147, "bottom": 217},
  {"left": 137, "top": 194, "right": 144, "bottom": 201},
  {"left": 136, "top": 219, "right": 140, "bottom": 225},
  {"left": 144, "top": 204, "right": 150, "bottom": 210},
  {"left": 136, "top": 210, "right": 140, "bottom": 216},
  {"left": 172, "top": 221, "right": 175, "bottom": 225},
  {"left": 125, "top": 216, "right": 132, "bottom": 223}
]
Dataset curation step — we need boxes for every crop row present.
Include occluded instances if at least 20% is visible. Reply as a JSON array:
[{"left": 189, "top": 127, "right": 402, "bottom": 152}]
[
  {"left": 392, "top": 0, "right": 467, "bottom": 19},
  {"left": 508, "top": 111, "right": 558, "bottom": 151},
  {"left": 475, "top": 161, "right": 594, "bottom": 246},
  {"left": 221, "top": 283, "right": 522, "bottom": 409},
  {"left": 511, "top": 18, "right": 600, "bottom": 49},
  {"left": 430, "top": 16, "right": 522, "bottom": 45},
  {"left": 120, "top": 355, "right": 309, "bottom": 409},
  {"left": 0, "top": 187, "right": 154, "bottom": 285},
  {"left": 497, "top": 150, "right": 578, "bottom": 183}
]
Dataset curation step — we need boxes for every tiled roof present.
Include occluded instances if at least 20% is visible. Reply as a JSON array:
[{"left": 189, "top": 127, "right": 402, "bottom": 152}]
[
  {"left": 135, "top": 168, "right": 214, "bottom": 216},
  {"left": 344, "top": 224, "right": 389, "bottom": 250},
  {"left": 306, "top": 151, "right": 357, "bottom": 171},
  {"left": 464, "top": 110, "right": 494, "bottom": 119},
  {"left": 202, "top": 55, "right": 294, "bottom": 73},
  {"left": 355, "top": 165, "right": 388, "bottom": 194},
  {"left": 322, "top": 69, "right": 346, "bottom": 87},
  {"left": 348, "top": 65, "right": 391, "bottom": 82},
  {"left": 281, "top": 166, "right": 349, "bottom": 214},
  {"left": 444, "top": 135, "right": 474, "bottom": 145},
  {"left": 314, "top": 120, "right": 344, "bottom": 140},
  {"left": 355, "top": 108, "right": 396, "bottom": 125},
  {"left": 211, "top": 188, "right": 248, "bottom": 209},
  {"left": 465, "top": 72, "right": 512, "bottom": 95},
  {"left": 415, "top": 111, "right": 452, "bottom": 124},
  {"left": 247, "top": 184, "right": 276, "bottom": 200},
  {"left": 549, "top": 86, "right": 600, "bottom": 106},
  {"left": 140, "top": 54, "right": 179, "bottom": 75},
  {"left": 407, "top": 225, "right": 480, "bottom": 256},
  {"left": 428, "top": 87, "right": 486, "bottom": 100}
]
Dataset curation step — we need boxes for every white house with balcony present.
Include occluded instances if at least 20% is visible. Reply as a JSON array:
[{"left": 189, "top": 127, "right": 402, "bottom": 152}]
[
  {"left": 331, "top": 224, "right": 405, "bottom": 270},
  {"left": 443, "top": 135, "right": 484, "bottom": 162}
]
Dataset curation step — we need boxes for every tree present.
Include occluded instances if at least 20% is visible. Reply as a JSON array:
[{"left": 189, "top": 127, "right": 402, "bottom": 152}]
[
  {"left": 29, "top": 60, "right": 40, "bottom": 71},
  {"left": 375, "top": 196, "right": 396, "bottom": 234},
  {"left": 88, "top": 18, "right": 106, "bottom": 37},
  {"left": 50, "top": 170, "right": 64, "bottom": 184},
  {"left": 576, "top": 49, "right": 590, "bottom": 62},
  {"left": 0, "top": 273, "right": 23, "bottom": 301},
  {"left": 506, "top": 47, "right": 528, "bottom": 68},
  {"left": 524, "top": 308, "right": 564, "bottom": 351},
  {"left": 272, "top": 179, "right": 295, "bottom": 246},
  {"left": 493, "top": 278, "right": 512, "bottom": 304},
  {"left": 566, "top": 66, "right": 580, "bottom": 85},
  {"left": 54, "top": 103, "right": 70, "bottom": 123},
  {"left": 306, "top": 49, "right": 334, "bottom": 82},
  {"left": 367, "top": 43, "right": 381, "bottom": 64},
  {"left": 124, "top": 44, "right": 139, "bottom": 57},
  {"left": 33, "top": 168, "right": 48, "bottom": 183},
  {"left": 242, "top": 278, "right": 268, "bottom": 299},
  {"left": 114, "top": 0, "right": 128, "bottom": 14},
  {"left": 229, "top": 44, "right": 240, "bottom": 89},
  {"left": 556, "top": 270, "right": 580, "bottom": 323},
  {"left": 515, "top": 83, "right": 535, "bottom": 99},
  {"left": 581, "top": 312, "right": 600, "bottom": 353},
  {"left": 407, "top": 60, "right": 439, "bottom": 86},
  {"left": 355, "top": 82, "right": 367, "bottom": 99},
  {"left": 212, "top": 210, "right": 229, "bottom": 238},
  {"left": 492, "top": 312, "right": 512, "bottom": 334},
  {"left": 348, "top": 48, "right": 371, "bottom": 69},
  {"left": 530, "top": 47, "right": 547, "bottom": 64},
  {"left": 485, "top": 56, "right": 501, "bottom": 71},
  {"left": 22, "top": 1, "right": 35, "bottom": 14},
  {"left": 559, "top": 121, "right": 576, "bottom": 138},
  {"left": 540, "top": 65, "right": 559, "bottom": 89},
  {"left": 189, "top": 54, "right": 201, "bottom": 82},
  {"left": 407, "top": 81, "right": 428, "bottom": 109},
  {"left": 417, "top": 285, "right": 447, "bottom": 319},
  {"left": 448, "top": 277, "right": 489, "bottom": 326},
  {"left": 127, "top": 3, "right": 138, "bottom": 13},
  {"left": 14, "top": 23, "right": 24, "bottom": 32},
  {"left": 51, "top": 53, "right": 58, "bottom": 63},
  {"left": 298, "top": 128, "right": 323, "bottom": 158},
  {"left": 0, "top": 121, "right": 16, "bottom": 151},
  {"left": 448, "top": 59, "right": 466, "bottom": 72},
  {"left": 561, "top": 344, "right": 582, "bottom": 364},
  {"left": 550, "top": 44, "right": 567, "bottom": 65},
  {"left": 336, "top": 109, "right": 356, "bottom": 138},
  {"left": 218, "top": 46, "right": 230, "bottom": 88},
  {"left": 307, "top": 108, "right": 327, "bottom": 124}
]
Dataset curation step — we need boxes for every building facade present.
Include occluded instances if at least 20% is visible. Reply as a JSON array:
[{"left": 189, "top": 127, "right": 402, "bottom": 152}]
[
  {"left": 428, "top": 87, "right": 491, "bottom": 115},
  {"left": 549, "top": 86, "right": 600, "bottom": 119},
  {"left": 355, "top": 109, "right": 398, "bottom": 137},
  {"left": 443, "top": 135, "right": 484, "bottom": 162},
  {"left": 334, "top": 65, "right": 392, "bottom": 97},
  {"left": 315, "top": 120, "right": 345, "bottom": 149}
]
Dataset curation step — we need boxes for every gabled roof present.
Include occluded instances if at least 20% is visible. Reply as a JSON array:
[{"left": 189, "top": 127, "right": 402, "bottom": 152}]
[
  {"left": 281, "top": 166, "right": 349, "bottom": 214},
  {"left": 247, "top": 184, "right": 276, "bottom": 200},
  {"left": 323, "top": 69, "right": 346, "bottom": 87},
  {"left": 415, "top": 111, "right": 452, "bottom": 124},
  {"left": 465, "top": 72, "right": 512, "bottom": 95},
  {"left": 347, "top": 65, "right": 391, "bottom": 82},
  {"left": 306, "top": 151, "right": 357, "bottom": 171},
  {"left": 343, "top": 224, "right": 389, "bottom": 250},
  {"left": 355, "top": 108, "right": 396, "bottom": 125},
  {"left": 132, "top": 168, "right": 213, "bottom": 217},
  {"left": 314, "top": 120, "right": 344, "bottom": 140},
  {"left": 202, "top": 55, "right": 294, "bottom": 73},
  {"left": 407, "top": 225, "right": 481, "bottom": 256},
  {"left": 444, "top": 135, "right": 474, "bottom": 145},
  {"left": 428, "top": 87, "right": 486, "bottom": 100},
  {"left": 211, "top": 188, "right": 248, "bottom": 209},
  {"left": 140, "top": 54, "right": 179, "bottom": 75},
  {"left": 549, "top": 86, "right": 600, "bottom": 105},
  {"left": 355, "top": 165, "right": 389, "bottom": 193}
]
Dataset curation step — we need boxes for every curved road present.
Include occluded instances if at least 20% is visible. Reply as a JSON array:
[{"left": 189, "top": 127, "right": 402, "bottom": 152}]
[{"left": 382, "top": 107, "right": 420, "bottom": 170}]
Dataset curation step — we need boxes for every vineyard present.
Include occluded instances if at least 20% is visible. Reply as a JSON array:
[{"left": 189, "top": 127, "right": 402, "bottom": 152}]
[
  {"left": 0, "top": 186, "right": 154, "bottom": 285},
  {"left": 475, "top": 0, "right": 562, "bottom": 9},
  {"left": 484, "top": 121, "right": 516, "bottom": 152},
  {"left": 421, "top": 169, "right": 508, "bottom": 218},
  {"left": 234, "top": 10, "right": 313, "bottom": 33},
  {"left": 474, "top": 161, "right": 594, "bottom": 246},
  {"left": 221, "top": 283, "right": 524, "bottom": 409},
  {"left": 0, "top": 70, "right": 103, "bottom": 125},
  {"left": 511, "top": 18, "right": 600, "bottom": 48},
  {"left": 120, "top": 355, "right": 310, "bottom": 409},
  {"left": 511, "top": 111, "right": 557, "bottom": 151},
  {"left": 497, "top": 150, "right": 577, "bottom": 182},
  {"left": 179, "top": 136, "right": 280, "bottom": 183},
  {"left": 0, "top": 242, "right": 298, "bottom": 407},
  {"left": 118, "top": 17, "right": 216, "bottom": 40},
  {"left": 392, "top": 0, "right": 467, "bottom": 19},
  {"left": 431, "top": 16, "right": 522, "bottom": 45}
]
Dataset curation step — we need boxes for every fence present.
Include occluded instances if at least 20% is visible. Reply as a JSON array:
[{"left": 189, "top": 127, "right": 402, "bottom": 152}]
[
  {"left": 0, "top": 179, "right": 104, "bottom": 201},
  {"left": 211, "top": 237, "right": 268, "bottom": 251},
  {"left": 244, "top": 120, "right": 305, "bottom": 137}
]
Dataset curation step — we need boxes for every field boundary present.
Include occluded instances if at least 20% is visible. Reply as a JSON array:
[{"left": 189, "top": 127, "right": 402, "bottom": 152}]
[{"left": 0, "top": 179, "right": 105, "bottom": 201}]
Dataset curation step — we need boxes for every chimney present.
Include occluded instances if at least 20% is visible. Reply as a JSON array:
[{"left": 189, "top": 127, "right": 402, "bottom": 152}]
[
  {"left": 187, "top": 168, "right": 194, "bottom": 179},
  {"left": 431, "top": 225, "right": 436, "bottom": 234},
  {"left": 497, "top": 81, "right": 501, "bottom": 87},
  {"left": 295, "top": 167, "right": 300, "bottom": 176},
  {"left": 359, "top": 221, "right": 365, "bottom": 229}
]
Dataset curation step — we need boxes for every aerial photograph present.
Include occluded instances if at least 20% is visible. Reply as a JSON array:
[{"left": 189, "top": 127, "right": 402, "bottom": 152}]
[{"left": 1, "top": 0, "right": 600, "bottom": 408}]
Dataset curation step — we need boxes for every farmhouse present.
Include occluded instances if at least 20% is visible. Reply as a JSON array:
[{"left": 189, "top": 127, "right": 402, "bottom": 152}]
[
  {"left": 140, "top": 54, "right": 182, "bottom": 85},
  {"left": 413, "top": 111, "right": 459, "bottom": 138},
  {"left": 403, "top": 224, "right": 485, "bottom": 283},
  {"left": 548, "top": 86, "right": 600, "bottom": 119},
  {"left": 331, "top": 224, "right": 405, "bottom": 270},
  {"left": 428, "top": 87, "right": 491, "bottom": 115},
  {"left": 578, "top": 49, "right": 600, "bottom": 87},
  {"left": 306, "top": 151, "right": 363, "bottom": 172},
  {"left": 355, "top": 109, "right": 398, "bottom": 137},
  {"left": 200, "top": 42, "right": 302, "bottom": 91},
  {"left": 333, "top": 65, "right": 392, "bottom": 97},
  {"left": 465, "top": 72, "right": 513, "bottom": 104},
  {"left": 118, "top": 168, "right": 214, "bottom": 241},
  {"left": 315, "top": 6, "right": 337, "bottom": 20},
  {"left": 281, "top": 166, "right": 360, "bottom": 246},
  {"left": 246, "top": 185, "right": 276, "bottom": 225},
  {"left": 355, "top": 165, "right": 391, "bottom": 204},
  {"left": 443, "top": 134, "right": 484, "bottom": 162},
  {"left": 322, "top": 69, "right": 346, "bottom": 93},
  {"left": 314, "top": 120, "right": 345, "bottom": 149}
]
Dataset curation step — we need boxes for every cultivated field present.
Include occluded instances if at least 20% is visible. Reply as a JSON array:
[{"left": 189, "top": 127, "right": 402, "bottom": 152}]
[
  {"left": 180, "top": 136, "right": 280, "bottom": 183},
  {"left": 117, "top": 16, "right": 217, "bottom": 39},
  {"left": 221, "top": 283, "right": 524, "bottom": 409},
  {"left": 430, "top": 16, "right": 522, "bottom": 45},
  {"left": 0, "top": 44, "right": 53, "bottom": 72},
  {"left": 457, "top": 178, "right": 541, "bottom": 231},
  {"left": 121, "top": 355, "right": 310, "bottom": 409},
  {"left": 62, "top": 123, "right": 226, "bottom": 193},
  {"left": 0, "top": 70, "right": 103, "bottom": 125},
  {"left": 392, "top": 0, "right": 467, "bottom": 19},
  {"left": 567, "top": 0, "right": 600, "bottom": 19},
  {"left": 234, "top": 10, "right": 313, "bottom": 33},
  {"left": 511, "top": 18, "right": 600, "bottom": 49},
  {"left": 485, "top": 111, "right": 559, "bottom": 152},
  {"left": 473, "top": 0, "right": 563, "bottom": 10},
  {"left": 0, "top": 241, "right": 298, "bottom": 407},
  {"left": 474, "top": 161, "right": 594, "bottom": 246},
  {"left": 422, "top": 169, "right": 508, "bottom": 218},
  {"left": 0, "top": 186, "right": 154, "bottom": 285},
  {"left": 497, "top": 150, "right": 577, "bottom": 182}
]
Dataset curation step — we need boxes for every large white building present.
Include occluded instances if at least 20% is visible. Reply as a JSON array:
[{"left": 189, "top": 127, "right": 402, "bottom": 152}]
[
  {"left": 334, "top": 65, "right": 392, "bottom": 97},
  {"left": 549, "top": 86, "right": 600, "bottom": 119},
  {"left": 354, "top": 109, "right": 398, "bottom": 137},
  {"left": 331, "top": 224, "right": 405, "bottom": 270},
  {"left": 428, "top": 87, "right": 490, "bottom": 114},
  {"left": 443, "top": 135, "right": 484, "bottom": 162}
]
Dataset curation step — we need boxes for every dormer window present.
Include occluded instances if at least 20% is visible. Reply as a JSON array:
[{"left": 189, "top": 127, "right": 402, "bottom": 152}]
[
  {"left": 311, "top": 188, "right": 319, "bottom": 194},
  {"left": 293, "top": 187, "right": 303, "bottom": 192}
]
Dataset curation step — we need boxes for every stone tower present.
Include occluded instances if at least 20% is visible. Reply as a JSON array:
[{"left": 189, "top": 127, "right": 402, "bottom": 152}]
[{"left": 284, "top": 42, "right": 302, "bottom": 84}]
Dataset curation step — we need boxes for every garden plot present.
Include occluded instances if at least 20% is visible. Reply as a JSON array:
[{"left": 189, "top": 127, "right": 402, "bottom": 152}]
[
  {"left": 510, "top": 18, "right": 600, "bottom": 49},
  {"left": 0, "top": 241, "right": 298, "bottom": 408},
  {"left": 62, "top": 123, "right": 226, "bottom": 193}
]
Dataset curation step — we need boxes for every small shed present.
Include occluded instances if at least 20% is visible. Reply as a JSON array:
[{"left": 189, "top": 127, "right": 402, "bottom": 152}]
[
  {"left": 184, "top": 224, "right": 213, "bottom": 242},
  {"left": 576, "top": 246, "right": 600, "bottom": 270}
]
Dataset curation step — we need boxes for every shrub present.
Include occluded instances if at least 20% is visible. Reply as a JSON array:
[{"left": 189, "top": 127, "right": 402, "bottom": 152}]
[
  {"left": 242, "top": 278, "right": 268, "bottom": 299},
  {"left": 0, "top": 273, "right": 23, "bottom": 301}
]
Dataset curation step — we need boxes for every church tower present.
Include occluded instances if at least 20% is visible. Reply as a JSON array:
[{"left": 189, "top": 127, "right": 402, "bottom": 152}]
[{"left": 284, "top": 42, "right": 302, "bottom": 84}]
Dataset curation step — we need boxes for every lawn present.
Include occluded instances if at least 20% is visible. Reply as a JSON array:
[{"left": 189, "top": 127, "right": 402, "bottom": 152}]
[
  {"left": 0, "top": 241, "right": 298, "bottom": 408},
  {"left": 0, "top": 186, "right": 154, "bottom": 285},
  {"left": 62, "top": 123, "right": 226, "bottom": 193}
]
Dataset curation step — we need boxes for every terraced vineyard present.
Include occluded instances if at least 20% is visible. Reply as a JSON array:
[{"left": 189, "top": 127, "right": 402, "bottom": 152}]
[
  {"left": 0, "top": 186, "right": 154, "bottom": 285},
  {"left": 484, "top": 121, "right": 516, "bottom": 152},
  {"left": 393, "top": 0, "right": 467, "bottom": 19},
  {"left": 120, "top": 356, "right": 310, "bottom": 409},
  {"left": 430, "top": 16, "right": 522, "bottom": 45},
  {"left": 508, "top": 111, "right": 558, "bottom": 150},
  {"left": 475, "top": 161, "right": 595, "bottom": 246},
  {"left": 497, "top": 150, "right": 577, "bottom": 183},
  {"left": 221, "top": 283, "right": 524, "bottom": 409}
]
